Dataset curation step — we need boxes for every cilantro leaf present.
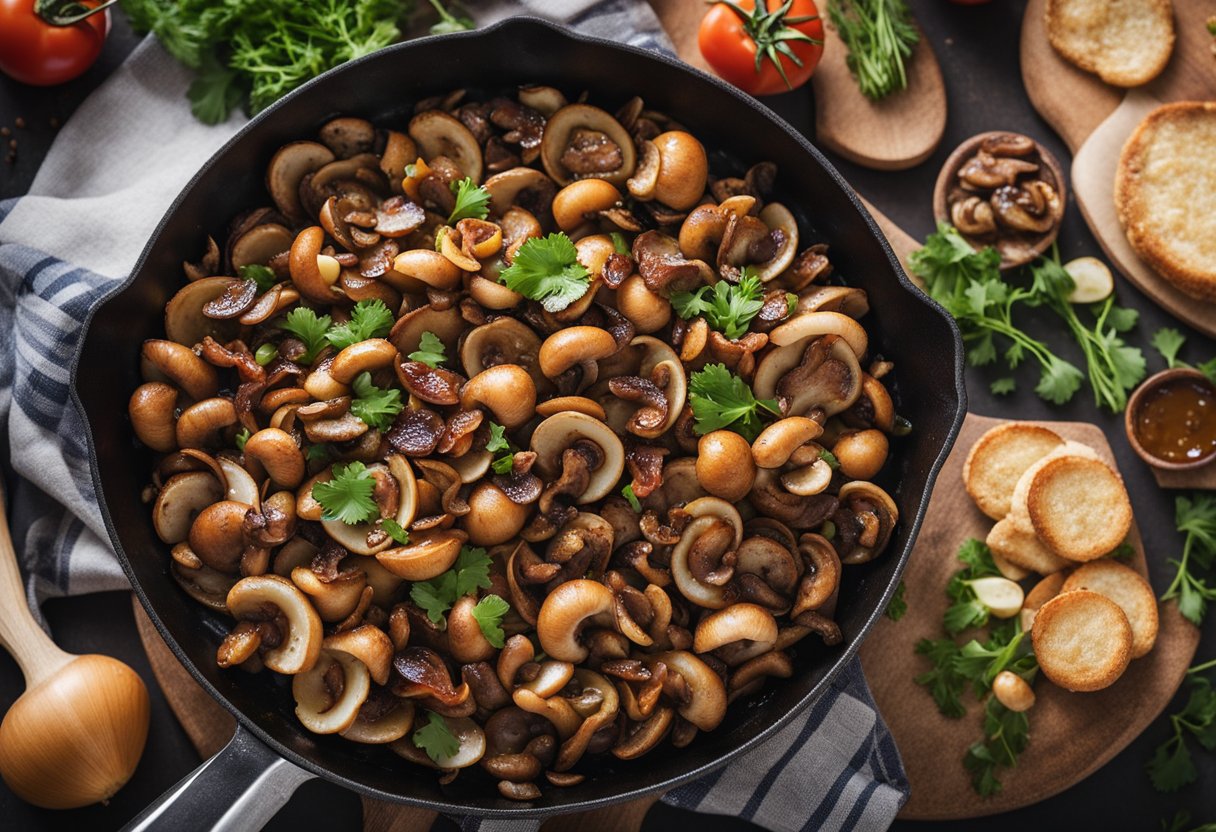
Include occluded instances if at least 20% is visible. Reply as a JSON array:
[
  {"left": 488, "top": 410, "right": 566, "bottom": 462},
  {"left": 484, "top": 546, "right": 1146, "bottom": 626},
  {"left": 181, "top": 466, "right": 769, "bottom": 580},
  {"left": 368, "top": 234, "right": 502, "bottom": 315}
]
[
  {"left": 312, "top": 462, "right": 377, "bottom": 525},
  {"left": 499, "top": 233, "right": 591, "bottom": 313},
  {"left": 914, "top": 638, "right": 967, "bottom": 718},
  {"left": 447, "top": 176, "right": 491, "bottom": 224},
  {"left": 670, "top": 270, "right": 765, "bottom": 340},
  {"left": 485, "top": 422, "right": 515, "bottom": 474},
  {"left": 382, "top": 518, "right": 409, "bottom": 545},
  {"left": 280, "top": 307, "right": 332, "bottom": 364},
  {"left": 453, "top": 546, "right": 493, "bottom": 598},
  {"left": 413, "top": 711, "right": 460, "bottom": 763},
  {"left": 471, "top": 594, "right": 511, "bottom": 648},
  {"left": 621, "top": 483, "right": 642, "bottom": 512},
  {"left": 1153, "top": 327, "right": 1189, "bottom": 368},
  {"left": 688, "top": 363, "right": 780, "bottom": 441},
  {"left": 1148, "top": 674, "right": 1216, "bottom": 792},
  {"left": 964, "top": 699, "right": 1030, "bottom": 796},
  {"left": 885, "top": 580, "right": 907, "bottom": 621},
  {"left": 234, "top": 427, "right": 251, "bottom": 452},
  {"left": 409, "top": 546, "right": 494, "bottom": 626},
  {"left": 408, "top": 331, "right": 447, "bottom": 368},
  {"left": 943, "top": 539, "right": 1003, "bottom": 635},
  {"left": 819, "top": 449, "right": 840, "bottom": 470},
  {"left": 239, "top": 264, "right": 277, "bottom": 292},
  {"left": 1161, "top": 494, "right": 1216, "bottom": 626},
  {"left": 350, "top": 371, "right": 404, "bottom": 431},
  {"left": 187, "top": 54, "right": 243, "bottom": 125},
  {"left": 990, "top": 377, "right": 1016, "bottom": 395},
  {"left": 786, "top": 292, "right": 799, "bottom": 317},
  {"left": 326, "top": 299, "right": 394, "bottom": 350}
]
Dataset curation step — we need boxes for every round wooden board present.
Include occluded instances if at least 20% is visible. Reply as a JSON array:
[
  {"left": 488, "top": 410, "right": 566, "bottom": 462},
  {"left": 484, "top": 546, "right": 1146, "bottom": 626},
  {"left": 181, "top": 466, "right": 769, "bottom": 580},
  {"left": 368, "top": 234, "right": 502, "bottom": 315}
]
[
  {"left": 858, "top": 412, "right": 1201, "bottom": 821},
  {"left": 1019, "top": 0, "right": 1216, "bottom": 337}
]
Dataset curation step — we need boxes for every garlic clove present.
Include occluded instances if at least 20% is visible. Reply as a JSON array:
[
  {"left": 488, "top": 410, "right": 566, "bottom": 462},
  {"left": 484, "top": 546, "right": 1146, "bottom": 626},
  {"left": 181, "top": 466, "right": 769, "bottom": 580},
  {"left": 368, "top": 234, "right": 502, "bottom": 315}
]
[
  {"left": 1064, "top": 256, "right": 1113, "bottom": 304},
  {"left": 970, "top": 576, "right": 1025, "bottom": 619}
]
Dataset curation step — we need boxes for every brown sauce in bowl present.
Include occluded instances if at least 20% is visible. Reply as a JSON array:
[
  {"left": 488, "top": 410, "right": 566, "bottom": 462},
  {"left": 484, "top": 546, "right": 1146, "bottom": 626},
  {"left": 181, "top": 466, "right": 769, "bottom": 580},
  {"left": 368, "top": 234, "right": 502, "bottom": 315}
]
[{"left": 1134, "top": 377, "right": 1216, "bottom": 464}]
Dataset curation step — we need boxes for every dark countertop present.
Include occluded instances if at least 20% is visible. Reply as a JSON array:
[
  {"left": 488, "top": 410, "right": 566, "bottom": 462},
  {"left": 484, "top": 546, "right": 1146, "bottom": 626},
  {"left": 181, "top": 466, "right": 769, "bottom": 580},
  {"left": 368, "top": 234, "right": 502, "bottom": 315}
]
[{"left": 1, "top": 2, "right": 1213, "bottom": 830}]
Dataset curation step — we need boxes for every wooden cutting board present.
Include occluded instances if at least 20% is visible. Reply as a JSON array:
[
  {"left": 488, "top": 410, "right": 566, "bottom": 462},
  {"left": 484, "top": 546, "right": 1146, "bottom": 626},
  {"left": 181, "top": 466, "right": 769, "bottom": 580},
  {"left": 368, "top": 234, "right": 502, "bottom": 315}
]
[
  {"left": 858, "top": 413, "right": 1201, "bottom": 820},
  {"left": 1019, "top": 0, "right": 1216, "bottom": 337}
]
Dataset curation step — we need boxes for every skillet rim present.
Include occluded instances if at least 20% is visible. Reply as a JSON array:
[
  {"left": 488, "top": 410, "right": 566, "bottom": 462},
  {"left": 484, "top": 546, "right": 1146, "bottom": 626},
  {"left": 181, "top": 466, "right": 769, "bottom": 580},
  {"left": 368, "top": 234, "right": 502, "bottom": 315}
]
[{"left": 70, "top": 15, "right": 967, "bottom": 818}]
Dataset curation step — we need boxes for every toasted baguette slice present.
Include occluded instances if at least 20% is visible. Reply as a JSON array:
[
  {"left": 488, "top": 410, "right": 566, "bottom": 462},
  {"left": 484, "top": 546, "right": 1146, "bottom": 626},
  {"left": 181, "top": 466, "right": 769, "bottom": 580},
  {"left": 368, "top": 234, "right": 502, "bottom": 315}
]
[
  {"left": 987, "top": 517, "right": 1071, "bottom": 576},
  {"left": 964, "top": 423, "right": 1065, "bottom": 520},
  {"left": 1032, "top": 590, "right": 1133, "bottom": 692},
  {"left": 1021, "top": 571, "right": 1069, "bottom": 631},
  {"left": 1008, "top": 441, "right": 1100, "bottom": 535},
  {"left": 1062, "top": 560, "right": 1158, "bottom": 658},
  {"left": 1115, "top": 102, "right": 1216, "bottom": 302},
  {"left": 1045, "top": 0, "right": 1175, "bottom": 87},
  {"left": 1027, "top": 456, "right": 1133, "bottom": 562}
]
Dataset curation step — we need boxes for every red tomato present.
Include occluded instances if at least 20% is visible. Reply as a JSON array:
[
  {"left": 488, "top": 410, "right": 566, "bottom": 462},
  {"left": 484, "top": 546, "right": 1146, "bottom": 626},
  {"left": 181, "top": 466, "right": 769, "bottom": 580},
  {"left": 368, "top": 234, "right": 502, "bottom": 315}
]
[
  {"left": 0, "top": 0, "right": 109, "bottom": 86},
  {"left": 699, "top": 0, "right": 825, "bottom": 96}
]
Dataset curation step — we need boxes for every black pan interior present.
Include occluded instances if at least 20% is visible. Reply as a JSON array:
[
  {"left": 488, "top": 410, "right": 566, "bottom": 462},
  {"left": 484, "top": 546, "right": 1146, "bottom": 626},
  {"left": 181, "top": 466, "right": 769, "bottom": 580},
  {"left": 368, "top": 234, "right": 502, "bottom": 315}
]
[{"left": 73, "top": 17, "right": 965, "bottom": 818}]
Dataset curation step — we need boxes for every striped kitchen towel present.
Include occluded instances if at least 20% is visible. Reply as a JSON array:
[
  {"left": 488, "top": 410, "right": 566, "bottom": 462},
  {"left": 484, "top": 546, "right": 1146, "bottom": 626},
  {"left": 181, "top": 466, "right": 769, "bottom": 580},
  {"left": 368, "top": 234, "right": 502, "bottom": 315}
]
[{"left": 0, "top": 3, "right": 909, "bottom": 831}]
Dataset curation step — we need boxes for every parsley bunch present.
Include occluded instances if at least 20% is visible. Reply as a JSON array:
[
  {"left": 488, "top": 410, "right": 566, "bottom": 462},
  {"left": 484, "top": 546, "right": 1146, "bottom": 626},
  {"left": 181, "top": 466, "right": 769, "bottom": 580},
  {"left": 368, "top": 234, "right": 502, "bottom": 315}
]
[
  {"left": 688, "top": 363, "right": 780, "bottom": 441},
  {"left": 1161, "top": 494, "right": 1216, "bottom": 627},
  {"left": 1147, "top": 661, "right": 1216, "bottom": 792},
  {"left": 499, "top": 233, "right": 591, "bottom": 313},
  {"left": 670, "top": 269, "right": 776, "bottom": 340}
]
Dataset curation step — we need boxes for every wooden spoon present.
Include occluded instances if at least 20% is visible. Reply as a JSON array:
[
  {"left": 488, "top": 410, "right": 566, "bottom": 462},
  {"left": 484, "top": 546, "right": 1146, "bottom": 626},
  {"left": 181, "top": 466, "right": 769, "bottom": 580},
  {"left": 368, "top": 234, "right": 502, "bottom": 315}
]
[{"left": 0, "top": 482, "right": 150, "bottom": 809}]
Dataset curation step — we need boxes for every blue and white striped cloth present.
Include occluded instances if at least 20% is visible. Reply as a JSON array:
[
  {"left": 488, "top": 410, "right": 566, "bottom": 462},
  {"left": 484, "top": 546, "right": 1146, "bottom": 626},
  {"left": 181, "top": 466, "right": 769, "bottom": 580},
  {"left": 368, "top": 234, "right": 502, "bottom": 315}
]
[{"left": 0, "top": 3, "right": 908, "bottom": 830}]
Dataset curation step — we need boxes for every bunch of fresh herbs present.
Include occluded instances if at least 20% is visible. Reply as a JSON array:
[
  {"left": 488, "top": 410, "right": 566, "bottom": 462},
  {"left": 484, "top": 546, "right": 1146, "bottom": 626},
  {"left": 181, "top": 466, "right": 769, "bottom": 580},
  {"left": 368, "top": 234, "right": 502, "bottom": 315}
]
[{"left": 828, "top": 0, "right": 919, "bottom": 100}]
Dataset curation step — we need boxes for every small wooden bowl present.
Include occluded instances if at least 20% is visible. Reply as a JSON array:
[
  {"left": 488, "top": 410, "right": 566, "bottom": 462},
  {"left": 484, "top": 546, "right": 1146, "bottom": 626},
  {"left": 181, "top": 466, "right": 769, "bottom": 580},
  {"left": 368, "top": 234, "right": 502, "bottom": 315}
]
[
  {"left": 1125, "top": 367, "right": 1216, "bottom": 472},
  {"left": 932, "top": 131, "right": 1067, "bottom": 270}
]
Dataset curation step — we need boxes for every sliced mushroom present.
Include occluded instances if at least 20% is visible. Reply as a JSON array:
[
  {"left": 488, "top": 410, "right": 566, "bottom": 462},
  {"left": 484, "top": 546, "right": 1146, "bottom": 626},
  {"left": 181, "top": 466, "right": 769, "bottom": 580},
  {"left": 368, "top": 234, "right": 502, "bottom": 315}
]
[
  {"left": 541, "top": 104, "right": 637, "bottom": 187},
  {"left": 267, "top": 141, "right": 335, "bottom": 224},
  {"left": 536, "top": 579, "right": 615, "bottom": 663},
  {"left": 292, "top": 648, "right": 371, "bottom": 734},
  {"left": 753, "top": 334, "right": 863, "bottom": 421},
  {"left": 530, "top": 412, "right": 625, "bottom": 504},
  {"left": 164, "top": 278, "right": 244, "bottom": 347},
  {"left": 409, "top": 110, "right": 483, "bottom": 184},
  {"left": 224, "top": 575, "right": 322, "bottom": 674},
  {"left": 653, "top": 651, "right": 726, "bottom": 731},
  {"left": 153, "top": 471, "right": 225, "bottom": 545}
]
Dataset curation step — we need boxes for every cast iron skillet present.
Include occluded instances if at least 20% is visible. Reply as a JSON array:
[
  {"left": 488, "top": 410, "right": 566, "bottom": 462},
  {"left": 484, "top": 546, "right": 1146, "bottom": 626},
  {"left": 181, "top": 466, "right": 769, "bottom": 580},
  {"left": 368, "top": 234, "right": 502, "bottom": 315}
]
[{"left": 73, "top": 17, "right": 965, "bottom": 830}]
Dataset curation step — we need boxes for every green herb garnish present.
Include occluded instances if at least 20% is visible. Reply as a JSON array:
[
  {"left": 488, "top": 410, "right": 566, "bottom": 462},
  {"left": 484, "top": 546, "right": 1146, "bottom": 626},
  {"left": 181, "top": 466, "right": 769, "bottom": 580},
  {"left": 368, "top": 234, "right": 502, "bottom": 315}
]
[
  {"left": 688, "top": 363, "right": 780, "bottom": 441},
  {"left": 413, "top": 710, "right": 460, "bottom": 762},
  {"left": 382, "top": 518, "right": 409, "bottom": 545},
  {"left": 885, "top": 579, "right": 907, "bottom": 621},
  {"left": 1161, "top": 493, "right": 1216, "bottom": 627},
  {"left": 471, "top": 594, "right": 511, "bottom": 648},
  {"left": 409, "top": 546, "right": 494, "bottom": 626},
  {"left": 408, "top": 331, "right": 447, "bottom": 368},
  {"left": 670, "top": 269, "right": 766, "bottom": 340},
  {"left": 499, "top": 233, "right": 591, "bottom": 313},
  {"left": 312, "top": 462, "right": 377, "bottom": 525},
  {"left": 1147, "top": 661, "right": 1216, "bottom": 792},
  {"left": 239, "top": 263, "right": 277, "bottom": 292},
  {"left": 447, "top": 176, "right": 491, "bottom": 224},
  {"left": 350, "top": 371, "right": 403, "bottom": 432},
  {"left": 829, "top": 0, "right": 919, "bottom": 100},
  {"left": 325, "top": 299, "right": 394, "bottom": 350},
  {"left": 621, "top": 483, "right": 642, "bottom": 512},
  {"left": 280, "top": 307, "right": 332, "bottom": 365}
]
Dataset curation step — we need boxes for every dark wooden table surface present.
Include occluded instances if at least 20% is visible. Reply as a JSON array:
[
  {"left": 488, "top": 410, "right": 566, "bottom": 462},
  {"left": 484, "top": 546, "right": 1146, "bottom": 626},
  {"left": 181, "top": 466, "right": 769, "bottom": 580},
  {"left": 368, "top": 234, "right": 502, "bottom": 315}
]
[{"left": 1, "top": 2, "right": 1213, "bottom": 830}]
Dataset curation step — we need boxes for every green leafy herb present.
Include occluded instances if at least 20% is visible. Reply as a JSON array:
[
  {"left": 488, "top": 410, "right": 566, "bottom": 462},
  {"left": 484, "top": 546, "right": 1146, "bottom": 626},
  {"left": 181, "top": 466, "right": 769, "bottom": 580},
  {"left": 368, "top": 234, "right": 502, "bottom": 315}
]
[
  {"left": 499, "top": 233, "right": 591, "bottom": 313},
  {"left": 234, "top": 427, "right": 250, "bottom": 452},
  {"left": 990, "top": 377, "right": 1016, "bottom": 396},
  {"left": 621, "top": 483, "right": 642, "bottom": 512},
  {"left": 427, "top": 0, "right": 473, "bottom": 34},
  {"left": 409, "top": 546, "right": 494, "bottom": 625},
  {"left": 382, "top": 518, "right": 409, "bottom": 545},
  {"left": 1152, "top": 328, "right": 1216, "bottom": 383},
  {"left": 326, "top": 299, "right": 395, "bottom": 350},
  {"left": 964, "top": 698, "right": 1031, "bottom": 797},
  {"left": 1029, "top": 251, "right": 1146, "bottom": 412},
  {"left": 819, "top": 448, "right": 840, "bottom": 470},
  {"left": 955, "top": 622, "right": 1037, "bottom": 697},
  {"left": 670, "top": 269, "right": 766, "bottom": 340},
  {"left": 910, "top": 224, "right": 1084, "bottom": 406},
  {"left": 408, "top": 331, "right": 448, "bottom": 368},
  {"left": 1161, "top": 494, "right": 1216, "bottom": 627},
  {"left": 829, "top": 0, "right": 919, "bottom": 100},
  {"left": 1163, "top": 809, "right": 1216, "bottom": 832},
  {"left": 447, "top": 176, "right": 491, "bottom": 224},
  {"left": 239, "top": 263, "right": 277, "bottom": 292},
  {"left": 254, "top": 343, "right": 278, "bottom": 365},
  {"left": 471, "top": 594, "right": 511, "bottom": 648},
  {"left": 943, "top": 539, "right": 1003, "bottom": 635},
  {"left": 885, "top": 580, "right": 907, "bottom": 621},
  {"left": 306, "top": 443, "right": 333, "bottom": 464},
  {"left": 786, "top": 292, "right": 799, "bottom": 317},
  {"left": 688, "top": 363, "right": 780, "bottom": 441},
  {"left": 610, "top": 232, "right": 630, "bottom": 255},
  {"left": 280, "top": 307, "right": 332, "bottom": 364},
  {"left": 123, "top": 0, "right": 408, "bottom": 123},
  {"left": 913, "top": 637, "right": 967, "bottom": 718},
  {"left": 413, "top": 710, "right": 460, "bottom": 763},
  {"left": 1148, "top": 662, "right": 1216, "bottom": 792},
  {"left": 350, "top": 371, "right": 404, "bottom": 431},
  {"left": 486, "top": 422, "right": 515, "bottom": 474},
  {"left": 312, "top": 462, "right": 377, "bottom": 525}
]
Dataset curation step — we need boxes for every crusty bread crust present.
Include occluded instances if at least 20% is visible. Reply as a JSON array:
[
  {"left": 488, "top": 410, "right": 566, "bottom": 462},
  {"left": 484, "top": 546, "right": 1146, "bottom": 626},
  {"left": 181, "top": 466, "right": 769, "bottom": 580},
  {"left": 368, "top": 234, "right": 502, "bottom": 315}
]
[
  {"left": 987, "top": 516, "right": 1071, "bottom": 576},
  {"left": 1062, "top": 560, "right": 1159, "bottom": 658},
  {"left": 963, "top": 423, "right": 1065, "bottom": 521},
  {"left": 1008, "top": 442, "right": 1100, "bottom": 536},
  {"left": 1115, "top": 102, "right": 1216, "bottom": 302},
  {"left": 1026, "top": 456, "right": 1133, "bottom": 562},
  {"left": 1032, "top": 590, "right": 1132, "bottom": 692},
  {"left": 1045, "top": 0, "right": 1175, "bottom": 87}
]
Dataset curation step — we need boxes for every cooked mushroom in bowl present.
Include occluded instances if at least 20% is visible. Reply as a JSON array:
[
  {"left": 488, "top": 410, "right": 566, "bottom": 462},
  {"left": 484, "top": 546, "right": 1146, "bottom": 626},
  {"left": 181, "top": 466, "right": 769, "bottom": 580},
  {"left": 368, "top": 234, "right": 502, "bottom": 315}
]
[{"left": 132, "top": 86, "right": 904, "bottom": 800}]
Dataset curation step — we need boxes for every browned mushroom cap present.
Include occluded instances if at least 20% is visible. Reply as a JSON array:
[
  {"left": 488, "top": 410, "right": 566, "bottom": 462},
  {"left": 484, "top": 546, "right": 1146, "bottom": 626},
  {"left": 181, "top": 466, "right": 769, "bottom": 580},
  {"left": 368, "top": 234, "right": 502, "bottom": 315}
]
[
  {"left": 958, "top": 151, "right": 1039, "bottom": 189},
  {"left": 769, "top": 310, "right": 868, "bottom": 359},
  {"left": 632, "top": 230, "right": 714, "bottom": 295},
  {"left": 483, "top": 167, "right": 557, "bottom": 219},
  {"left": 951, "top": 195, "right": 997, "bottom": 236},
  {"left": 163, "top": 277, "right": 244, "bottom": 347},
  {"left": 174, "top": 397, "right": 237, "bottom": 451},
  {"left": 388, "top": 304, "right": 464, "bottom": 359},
  {"left": 552, "top": 179, "right": 622, "bottom": 232},
  {"left": 616, "top": 274, "right": 673, "bottom": 334},
  {"left": 409, "top": 110, "right": 483, "bottom": 184},
  {"left": 676, "top": 203, "right": 731, "bottom": 261},
  {"left": 389, "top": 248, "right": 463, "bottom": 291},
  {"left": 267, "top": 141, "right": 335, "bottom": 224},
  {"left": 751, "top": 417, "right": 823, "bottom": 468},
  {"left": 230, "top": 221, "right": 293, "bottom": 272},
  {"left": 734, "top": 534, "right": 800, "bottom": 605},
  {"left": 290, "top": 566, "right": 367, "bottom": 623},
  {"left": 791, "top": 532, "right": 841, "bottom": 618},
  {"left": 695, "top": 431, "right": 757, "bottom": 502},
  {"left": 460, "top": 365, "right": 537, "bottom": 430},
  {"left": 465, "top": 482, "right": 531, "bottom": 546},
  {"left": 289, "top": 226, "right": 343, "bottom": 304},
  {"left": 447, "top": 594, "right": 500, "bottom": 663},
  {"left": 291, "top": 647, "right": 372, "bottom": 735},
  {"left": 323, "top": 625, "right": 394, "bottom": 686},
  {"left": 990, "top": 181, "right": 1062, "bottom": 233},
  {"left": 530, "top": 412, "right": 625, "bottom": 504},
  {"left": 541, "top": 104, "right": 637, "bottom": 187},
  {"left": 635, "top": 131, "right": 708, "bottom": 211},
  {"left": 793, "top": 285, "right": 870, "bottom": 319},
  {"left": 653, "top": 650, "right": 727, "bottom": 731},
  {"left": 832, "top": 429, "right": 889, "bottom": 480},
  {"left": 153, "top": 471, "right": 225, "bottom": 545},
  {"left": 225, "top": 575, "right": 323, "bottom": 674},
  {"left": 129, "top": 382, "right": 178, "bottom": 453},
  {"left": 243, "top": 428, "right": 305, "bottom": 489},
  {"left": 141, "top": 340, "right": 220, "bottom": 401},
  {"left": 341, "top": 695, "right": 415, "bottom": 745},
  {"left": 536, "top": 579, "right": 615, "bottom": 663},
  {"left": 694, "top": 603, "right": 779, "bottom": 666},
  {"left": 329, "top": 338, "right": 397, "bottom": 385},
  {"left": 538, "top": 326, "right": 618, "bottom": 379},
  {"left": 833, "top": 481, "right": 899, "bottom": 564},
  {"left": 319, "top": 116, "right": 375, "bottom": 158},
  {"left": 376, "top": 528, "right": 467, "bottom": 581},
  {"left": 728, "top": 650, "right": 794, "bottom": 701},
  {"left": 753, "top": 334, "right": 862, "bottom": 421},
  {"left": 553, "top": 669, "right": 620, "bottom": 771},
  {"left": 669, "top": 498, "right": 744, "bottom": 609},
  {"left": 611, "top": 705, "right": 674, "bottom": 760}
]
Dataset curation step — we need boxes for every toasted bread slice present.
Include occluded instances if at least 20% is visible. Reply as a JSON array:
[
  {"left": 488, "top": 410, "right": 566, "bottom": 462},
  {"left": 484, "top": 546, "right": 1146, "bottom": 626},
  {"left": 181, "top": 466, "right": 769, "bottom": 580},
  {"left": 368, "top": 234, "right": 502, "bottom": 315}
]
[
  {"left": 1008, "top": 441, "right": 1100, "bottom": 535},
  {"left": 1032, "top": 590, "right": 1133, "bottom": 692},
  {"left": 1062, "top": 560, "right": 1158, "bottom": 658},
  {"left": 964, "top": 423, "right": 1065, "bottom": 520},
  {"left": 1021, "top": 571, "right": 1069, "bottom": 631},
  {"left": 1115, "top": 102, "right": 1216, "bottom": 302},
  {"left": 987, "top": 516, "right": 1072, "bottom": 576},
  {"left": 1045, "top": 0, "right": 1175, "bottom": 87},
  {"left": 1027, "top": 456, "right": 1133, "bottom": 562}
]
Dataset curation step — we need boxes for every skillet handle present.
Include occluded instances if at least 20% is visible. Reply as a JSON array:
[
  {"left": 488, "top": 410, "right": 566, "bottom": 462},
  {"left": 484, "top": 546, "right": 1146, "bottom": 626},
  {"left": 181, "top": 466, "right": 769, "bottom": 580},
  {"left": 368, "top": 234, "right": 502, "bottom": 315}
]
[{"left": 123, "top": 725, "right": 315, "bottom": 832}]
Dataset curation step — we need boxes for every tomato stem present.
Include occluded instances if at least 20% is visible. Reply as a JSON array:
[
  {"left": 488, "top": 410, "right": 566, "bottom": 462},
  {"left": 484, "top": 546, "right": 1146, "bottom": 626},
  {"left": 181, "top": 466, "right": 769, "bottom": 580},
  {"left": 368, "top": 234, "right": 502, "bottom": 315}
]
[
  {"left": 34, "top": 0, "right": 117, "bottom": 27},
  {"left": 709, "top": 0, "right": 823, "bottom": 90}
]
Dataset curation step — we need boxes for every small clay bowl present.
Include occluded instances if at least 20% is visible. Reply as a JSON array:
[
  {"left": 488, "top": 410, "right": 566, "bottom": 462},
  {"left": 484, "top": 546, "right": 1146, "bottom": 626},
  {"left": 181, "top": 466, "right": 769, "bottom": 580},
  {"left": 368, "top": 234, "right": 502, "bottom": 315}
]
[
  {"left": 932, "top": 131, "right": 1067, "bottom": 271},
  {"left": 1125, "top": 367, "right": 1216, "bottom": 472}
]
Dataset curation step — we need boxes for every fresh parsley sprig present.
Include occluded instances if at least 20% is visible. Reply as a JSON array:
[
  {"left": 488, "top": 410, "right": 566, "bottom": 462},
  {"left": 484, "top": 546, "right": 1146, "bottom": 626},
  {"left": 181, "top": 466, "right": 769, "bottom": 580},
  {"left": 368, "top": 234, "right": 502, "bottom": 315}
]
[
  {"left": 312, "top": 462, "right": 378, "bottom": 525},
  {"left": 471, "top": 594, "right": 511, "bottom": 648},
  {"left": 350, "top": 371, "right": 404, "bottom": 431},
  {"left": 884, "top": 580, "right": 907, "bottom": 621},
  {"left": 409, "top": 546, "right": 494, "bottom": 626},
  {"left": 1153, "top": 328, "right": 1216, "bottom": 383},
  {"left": 239, "top": 263, "right": 277, "bottom": 292},
  {"left": 447, "top": 177, "right": 491, "bottom": 224},
  {"left": 943, "top": 539, "right": 1003, "bottom": 635},
  {"left": 965, "top": 698, "right": 1031, "bottom": 797},
  {"left": 670, "top": 269, "right": 766, "bottom": 340},
  {"left": 485, "top": 422, "right": 515, "bottom": 474},
  {"left": 326, "top": 299, "right": 395, "bottom": 350},
  {"left": 499, "top": 233, "right": 591, "bottom": 313},
  {"left": 280, "top": 307, "right": 332, "bottom": 364},
  {"left": 688, "top": 363, "right": 780, "bottom": 441},
  {"left": 1147, "top": 661, "right": 1216, "bottom": 792},
  {"left": 408, "top": 331, "right": 447, "bottom": 368},
  {"left": 413, "top": 710, "right": 460, "bottom": 763},
  {"left": 1161, "top": 494, "right": 1216, "bottom": 627}
]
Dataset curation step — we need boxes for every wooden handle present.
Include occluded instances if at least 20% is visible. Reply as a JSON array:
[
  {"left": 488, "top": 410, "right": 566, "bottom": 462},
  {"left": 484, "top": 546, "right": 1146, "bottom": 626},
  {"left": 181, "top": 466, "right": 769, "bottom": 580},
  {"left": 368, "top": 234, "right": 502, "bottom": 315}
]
[{"left": 0, "top": 481, "right": 72, "bottom": 686}]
